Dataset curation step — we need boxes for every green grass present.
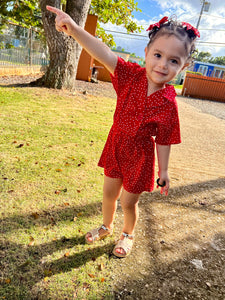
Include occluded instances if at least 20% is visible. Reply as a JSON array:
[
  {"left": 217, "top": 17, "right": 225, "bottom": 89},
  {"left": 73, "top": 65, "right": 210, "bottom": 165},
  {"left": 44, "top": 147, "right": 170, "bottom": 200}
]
[
  {"left": 0, "top": 86, "right": 116, "bottom": 299},
  {"left": 173, "top": 84, "right": 183, "bottom": 90}
]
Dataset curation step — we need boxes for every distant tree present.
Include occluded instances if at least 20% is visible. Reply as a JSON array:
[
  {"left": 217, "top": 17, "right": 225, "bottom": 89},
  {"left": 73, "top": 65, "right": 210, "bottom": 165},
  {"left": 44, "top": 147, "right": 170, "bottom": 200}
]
[
  {"left": 195, "top": 51, "right": 212, "bottom": 62},
  {"left": 0, "top": 0, "right": 41, "bottom": 30},
  {"left": 209, "top": 56, "right": 225, "bottom": 66}
]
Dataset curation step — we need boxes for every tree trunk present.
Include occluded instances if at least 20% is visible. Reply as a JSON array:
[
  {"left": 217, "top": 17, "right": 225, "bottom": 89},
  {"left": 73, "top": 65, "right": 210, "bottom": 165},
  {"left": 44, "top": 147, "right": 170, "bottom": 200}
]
[{"left": 38, "top": 0, "right": 91, "bottom": 89}]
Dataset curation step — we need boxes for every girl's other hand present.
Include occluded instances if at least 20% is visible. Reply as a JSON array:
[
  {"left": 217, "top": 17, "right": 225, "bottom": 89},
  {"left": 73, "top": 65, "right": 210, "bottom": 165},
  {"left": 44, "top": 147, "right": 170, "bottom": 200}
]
[
  {"left": 157, "top": 171, "right": 170, "bottom": 196},
  {"left": 46, "top": 6, "right": 77, "bottom": 36}
]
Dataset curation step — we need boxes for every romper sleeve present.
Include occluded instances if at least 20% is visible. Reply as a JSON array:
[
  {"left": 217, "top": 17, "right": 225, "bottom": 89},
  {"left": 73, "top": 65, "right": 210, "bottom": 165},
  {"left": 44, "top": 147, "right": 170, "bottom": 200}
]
[
  {"left": 110, "top": 57, "right": 142, "bottom": 96},
  {"left": 155, "top": 102, "right": 181, "bottom": 145}
]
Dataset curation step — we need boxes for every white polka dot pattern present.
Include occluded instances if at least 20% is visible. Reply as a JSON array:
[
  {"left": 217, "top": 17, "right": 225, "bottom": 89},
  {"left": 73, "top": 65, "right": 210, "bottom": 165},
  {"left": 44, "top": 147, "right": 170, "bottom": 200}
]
[{"left": 98, "top": 57, "right": 181, "bottom": 193}]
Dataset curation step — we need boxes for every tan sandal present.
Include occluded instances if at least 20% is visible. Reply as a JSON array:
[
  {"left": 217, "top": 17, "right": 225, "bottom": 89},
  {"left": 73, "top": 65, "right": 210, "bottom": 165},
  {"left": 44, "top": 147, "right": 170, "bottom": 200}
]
[
  {"left": 85, "top": 225, "right": 112, "bottom": 245},
  {"left": 112, "top": 232, "right": 134, "bottom": 258}
]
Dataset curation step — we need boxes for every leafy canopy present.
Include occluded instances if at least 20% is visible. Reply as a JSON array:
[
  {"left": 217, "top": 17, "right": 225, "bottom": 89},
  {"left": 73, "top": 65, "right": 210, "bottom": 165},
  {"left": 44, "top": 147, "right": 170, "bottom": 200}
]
[
  {"left": 0, "top": 0, "right": 142, "bottom": 47},
  {"left": 0, "top": 0, "right": 41, "bottom": 28},
  {"left": 196, "top": 51, "right": 225, "bottom": 66}
]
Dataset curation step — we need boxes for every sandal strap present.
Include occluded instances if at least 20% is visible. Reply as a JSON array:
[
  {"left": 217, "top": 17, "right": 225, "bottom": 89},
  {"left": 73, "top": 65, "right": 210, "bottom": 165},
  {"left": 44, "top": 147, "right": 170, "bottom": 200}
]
[
  {"left": 88, "top": 225, "right": 110, "bottom": 241},
  {"left": 101, "top": 224, "right": 109, "bottom": 231},
  {"left": 122, "top": 232, "right": 134, "bottom": 239}
]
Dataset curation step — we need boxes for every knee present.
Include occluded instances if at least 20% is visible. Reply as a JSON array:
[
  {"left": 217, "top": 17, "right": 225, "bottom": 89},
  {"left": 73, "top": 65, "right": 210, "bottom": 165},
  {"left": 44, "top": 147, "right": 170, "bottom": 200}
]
[
  {"left": 103, "top": 184, "right": 121, "bottom": 200},
  {"left": 120, "top": 199, "right": 139, "bottom": 210}
]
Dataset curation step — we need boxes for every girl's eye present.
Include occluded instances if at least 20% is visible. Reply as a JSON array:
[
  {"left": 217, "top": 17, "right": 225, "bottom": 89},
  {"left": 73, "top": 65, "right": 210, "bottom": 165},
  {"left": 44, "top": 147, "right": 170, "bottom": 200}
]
[
  {"left": 154, "top": 53, "right": 161, "bottom": 58},
  {"left": 171, "top": 59, "right": 178, "bottom": 64}
]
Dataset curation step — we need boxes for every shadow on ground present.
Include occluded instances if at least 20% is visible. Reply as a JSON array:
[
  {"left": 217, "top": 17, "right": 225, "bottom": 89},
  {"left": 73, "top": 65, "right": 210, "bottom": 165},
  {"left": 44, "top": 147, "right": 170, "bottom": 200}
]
[{"left": 112, "top": 178, "right": 225, "bottom": 300}]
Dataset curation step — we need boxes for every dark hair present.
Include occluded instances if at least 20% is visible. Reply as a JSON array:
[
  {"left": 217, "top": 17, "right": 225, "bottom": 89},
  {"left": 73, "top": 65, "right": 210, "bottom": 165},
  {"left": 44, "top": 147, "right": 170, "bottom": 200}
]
[{"left": 147, "top": 18, "right": 198, "bottom": 64}]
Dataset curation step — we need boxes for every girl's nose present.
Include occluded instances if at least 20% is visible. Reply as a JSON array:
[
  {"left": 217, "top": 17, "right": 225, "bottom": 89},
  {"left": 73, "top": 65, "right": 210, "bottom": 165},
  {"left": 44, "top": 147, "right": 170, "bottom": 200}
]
[{"left": 159, "top": 59, "right": 168, "bottom": 69}]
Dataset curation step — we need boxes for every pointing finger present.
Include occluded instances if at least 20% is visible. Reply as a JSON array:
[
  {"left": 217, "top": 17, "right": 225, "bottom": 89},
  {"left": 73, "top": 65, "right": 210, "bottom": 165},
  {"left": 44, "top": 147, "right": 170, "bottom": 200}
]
[{"left": 46, "top": 5, "right": 62, "bottom": 15}]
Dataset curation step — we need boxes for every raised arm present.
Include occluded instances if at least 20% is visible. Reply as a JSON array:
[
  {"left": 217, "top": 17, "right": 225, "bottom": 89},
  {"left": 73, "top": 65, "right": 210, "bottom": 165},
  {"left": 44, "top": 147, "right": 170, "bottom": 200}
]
[{"left": 46, "top": 6, "right": 117, "bottom": 74}]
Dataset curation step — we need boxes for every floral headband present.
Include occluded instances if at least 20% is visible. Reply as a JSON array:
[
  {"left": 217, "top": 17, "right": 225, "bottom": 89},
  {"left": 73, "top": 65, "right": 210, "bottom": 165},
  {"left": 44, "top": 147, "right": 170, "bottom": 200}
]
[{"left": 146, "top": 16, "right": 200, "bottom": 38}]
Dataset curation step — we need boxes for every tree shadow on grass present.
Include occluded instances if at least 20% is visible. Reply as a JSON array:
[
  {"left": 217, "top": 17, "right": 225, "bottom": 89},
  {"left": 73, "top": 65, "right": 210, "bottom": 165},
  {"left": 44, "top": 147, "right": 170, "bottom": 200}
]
[
  {"left": 0, "top": 200, "right": 112, "bottom": 299},
  {"left": 1, "top": 232, "right": 114, "bottom": 299},
  {"left": 1, "top": 201, "right": 102, "bottom": 234}
]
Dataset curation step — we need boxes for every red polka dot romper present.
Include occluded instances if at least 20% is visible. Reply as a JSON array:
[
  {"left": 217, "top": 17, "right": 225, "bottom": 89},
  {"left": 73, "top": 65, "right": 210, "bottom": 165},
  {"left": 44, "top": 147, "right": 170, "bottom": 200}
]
[{"left": 98, "top": 57, "right": 181, "bottom": 194}]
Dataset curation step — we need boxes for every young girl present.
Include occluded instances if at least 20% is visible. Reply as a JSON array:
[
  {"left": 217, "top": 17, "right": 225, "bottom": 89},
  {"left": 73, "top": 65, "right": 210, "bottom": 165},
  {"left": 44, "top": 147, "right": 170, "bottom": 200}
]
[{"left": 47, "top": 6, "right": 199, "bottom": 258}]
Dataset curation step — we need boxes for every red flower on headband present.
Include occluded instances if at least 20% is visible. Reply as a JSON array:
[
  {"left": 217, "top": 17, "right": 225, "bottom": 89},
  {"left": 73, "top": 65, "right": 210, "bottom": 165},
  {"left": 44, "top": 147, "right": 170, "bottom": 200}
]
[
  {"left": 146, "top": 16, "right": 168, "bottom": 31},
  {"left": 182, "top": 22, "right": 200, "bottom": 38}
]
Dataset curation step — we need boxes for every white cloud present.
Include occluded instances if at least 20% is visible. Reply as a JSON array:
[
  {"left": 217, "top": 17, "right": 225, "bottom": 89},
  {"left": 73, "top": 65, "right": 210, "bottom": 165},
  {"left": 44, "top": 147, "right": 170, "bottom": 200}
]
[{"left": 101, "top": 0, "right": 225, "bottom": 58}]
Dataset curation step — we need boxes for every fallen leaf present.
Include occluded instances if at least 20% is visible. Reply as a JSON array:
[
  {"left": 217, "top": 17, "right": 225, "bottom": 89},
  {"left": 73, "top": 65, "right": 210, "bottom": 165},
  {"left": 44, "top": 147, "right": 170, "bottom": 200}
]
[
  {"left": 64, "top": 252, "right": 70, "bottom": 257},
  {"left": 55, "top": 190, "right": 61, "bottom": 195},
  {"left": 31, "top": 212, "right": 39, "bottom": 219},
  {"left": 98, "top": 263, "right": 104, "bottom": 271},
  {"left": 88, "top": 273, "right": 95, "bottom": 278},
  {"left": 56, "top": 168, "right": 63, "bottom": 172},
  {"left": 83, "top": 282, "right": 90, "bottom": 290},
  {"left": 77, "top": 190, "right": 81, "bottom": 193},
  {"left": 16, "top": 143, "right": 24, "bottom": 148},
  {"left": 5, "top": 278, "right": 11, "bottom": 284},
  {"left": 101, "top": 278, "right": 105, "bottom": 282},
  {"left": 28, "top": 236, "right": 34, "bottom": 246},
  {"left": 64, "top": 202, "right": 70, "bottom": 206}
]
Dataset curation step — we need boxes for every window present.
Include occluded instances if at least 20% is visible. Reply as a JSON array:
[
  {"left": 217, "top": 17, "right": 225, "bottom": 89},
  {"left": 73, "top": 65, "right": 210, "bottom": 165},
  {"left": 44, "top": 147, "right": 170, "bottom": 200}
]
[{"left": 198, "top": 65, "right": 208, "bottom": 76}]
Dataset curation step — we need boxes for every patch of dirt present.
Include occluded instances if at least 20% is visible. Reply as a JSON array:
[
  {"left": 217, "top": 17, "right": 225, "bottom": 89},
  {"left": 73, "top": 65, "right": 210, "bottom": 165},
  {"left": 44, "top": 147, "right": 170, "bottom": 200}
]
[
  {"left": 1, "top": 75, "right": 225, "bottom": 299},
  {"left": 0, "top": 74, "right": 116, "bottom": 99}
]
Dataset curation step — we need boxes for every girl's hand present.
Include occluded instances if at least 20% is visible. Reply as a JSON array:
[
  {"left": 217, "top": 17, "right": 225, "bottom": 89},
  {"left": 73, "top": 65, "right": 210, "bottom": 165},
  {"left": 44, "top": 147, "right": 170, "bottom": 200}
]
[
  {"left": 46, "top": 6, "right": 77, "bottom": 36},
  {"left": 157, "top": 170, "right": 170, "bottom": 196}
]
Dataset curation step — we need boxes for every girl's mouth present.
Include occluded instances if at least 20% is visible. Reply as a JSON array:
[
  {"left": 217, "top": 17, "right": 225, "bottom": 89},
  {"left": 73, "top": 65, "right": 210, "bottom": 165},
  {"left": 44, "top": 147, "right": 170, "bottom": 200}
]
[{"left": 154, "top": 70, "right": 167, "bottom": 76}]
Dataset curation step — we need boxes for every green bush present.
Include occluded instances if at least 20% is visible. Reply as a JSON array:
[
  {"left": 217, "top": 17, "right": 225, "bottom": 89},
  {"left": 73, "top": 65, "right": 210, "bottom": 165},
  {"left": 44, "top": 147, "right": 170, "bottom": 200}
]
[{"left": 186, "top": 70, "right": 203, "bottom": 76}]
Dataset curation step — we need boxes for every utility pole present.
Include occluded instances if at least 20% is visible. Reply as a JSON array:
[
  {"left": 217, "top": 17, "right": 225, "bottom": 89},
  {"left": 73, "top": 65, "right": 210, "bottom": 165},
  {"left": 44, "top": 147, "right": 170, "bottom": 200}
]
[{"left": 196, "top": 0, "right": 211, "bottom": 29}]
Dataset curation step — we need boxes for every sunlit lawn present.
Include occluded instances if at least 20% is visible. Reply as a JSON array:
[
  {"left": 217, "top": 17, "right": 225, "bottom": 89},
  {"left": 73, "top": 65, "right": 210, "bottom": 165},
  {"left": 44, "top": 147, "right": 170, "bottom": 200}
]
[{"left": 0, "top": 86, "right": 116, "bottom": 299}]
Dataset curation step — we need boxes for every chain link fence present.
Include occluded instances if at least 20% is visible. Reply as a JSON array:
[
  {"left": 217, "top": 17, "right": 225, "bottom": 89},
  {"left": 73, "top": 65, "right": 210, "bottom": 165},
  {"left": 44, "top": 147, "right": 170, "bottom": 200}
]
[{"left": 0, "top": 21, "right": 49, "bottom": 69}]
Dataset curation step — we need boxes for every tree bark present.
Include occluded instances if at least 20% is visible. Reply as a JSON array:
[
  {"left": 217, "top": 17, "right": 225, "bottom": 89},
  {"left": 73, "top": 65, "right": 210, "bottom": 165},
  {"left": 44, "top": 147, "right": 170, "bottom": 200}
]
[{"left": 38, "top": 0, "right": 91, "bottom": 89}]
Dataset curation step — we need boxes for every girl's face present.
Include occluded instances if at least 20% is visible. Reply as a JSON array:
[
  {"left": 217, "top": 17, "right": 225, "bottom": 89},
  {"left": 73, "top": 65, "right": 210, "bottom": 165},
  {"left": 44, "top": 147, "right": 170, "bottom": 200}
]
[{"left": 145, "top": 34, "right": 188, "bottom": 90}]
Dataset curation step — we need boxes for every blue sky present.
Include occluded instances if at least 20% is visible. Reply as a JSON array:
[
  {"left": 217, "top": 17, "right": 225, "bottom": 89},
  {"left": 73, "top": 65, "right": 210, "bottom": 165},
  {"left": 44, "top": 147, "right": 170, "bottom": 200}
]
[{"left": 101, "top": 0, "right": 225, "bottom": 59}]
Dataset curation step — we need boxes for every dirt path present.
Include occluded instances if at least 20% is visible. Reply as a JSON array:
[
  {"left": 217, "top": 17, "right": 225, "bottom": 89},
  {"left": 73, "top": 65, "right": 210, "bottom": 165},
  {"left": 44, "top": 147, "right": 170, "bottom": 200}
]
[{"left": 110, "top": 97, "right": 225, "bottom": 299}]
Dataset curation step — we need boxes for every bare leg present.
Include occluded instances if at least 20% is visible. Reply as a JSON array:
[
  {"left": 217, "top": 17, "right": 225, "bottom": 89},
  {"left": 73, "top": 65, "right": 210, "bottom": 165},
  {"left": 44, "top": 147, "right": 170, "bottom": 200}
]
[
  {"left": 115, "top": 189, "right": 140, "bottom": 255},
  {"left": 86, "top": 175, "right": 123, "bottom": 242}
]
